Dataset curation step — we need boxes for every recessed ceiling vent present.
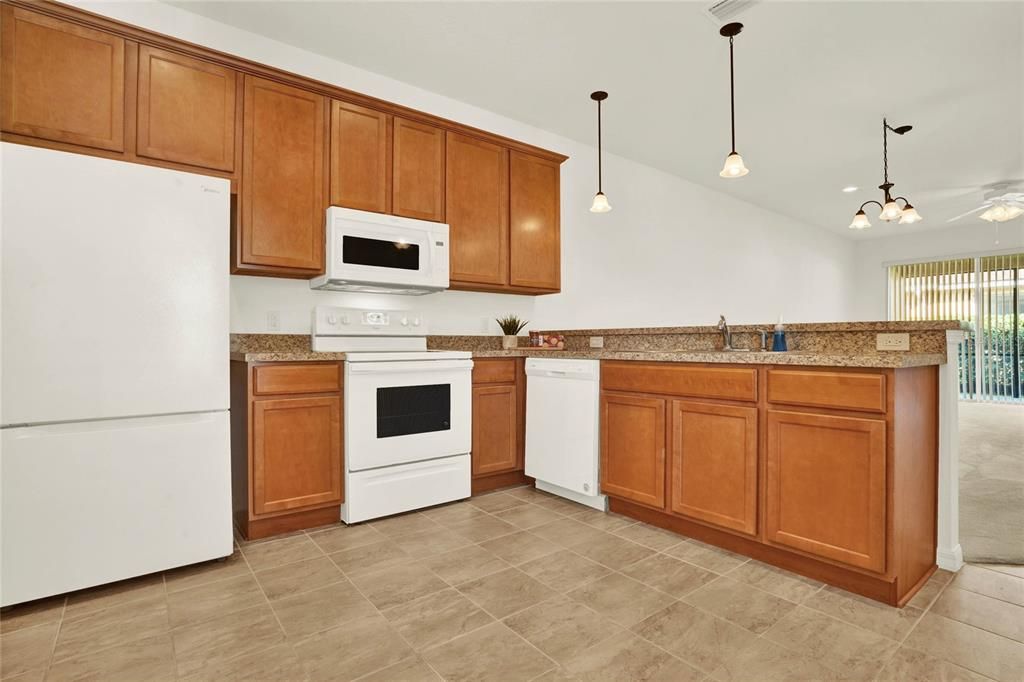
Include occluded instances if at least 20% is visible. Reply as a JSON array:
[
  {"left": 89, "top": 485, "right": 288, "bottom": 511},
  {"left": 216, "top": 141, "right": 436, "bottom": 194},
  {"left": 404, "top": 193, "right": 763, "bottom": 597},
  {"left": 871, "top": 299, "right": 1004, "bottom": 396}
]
[{"left": 704, "top": 0, "right": 759, "bottom": 25}]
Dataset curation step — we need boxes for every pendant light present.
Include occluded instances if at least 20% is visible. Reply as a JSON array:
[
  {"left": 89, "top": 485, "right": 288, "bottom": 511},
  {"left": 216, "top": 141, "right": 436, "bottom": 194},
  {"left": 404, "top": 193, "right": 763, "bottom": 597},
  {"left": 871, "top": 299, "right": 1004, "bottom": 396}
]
[
  {"left": 847, "top": 118, "right": 923, "bottom": 229},
  {"left": 589, "top": 91, "right": 612, "bottom": 213},
  {"left": 719, "top": 23, "right": 749, "bottom": 178}
]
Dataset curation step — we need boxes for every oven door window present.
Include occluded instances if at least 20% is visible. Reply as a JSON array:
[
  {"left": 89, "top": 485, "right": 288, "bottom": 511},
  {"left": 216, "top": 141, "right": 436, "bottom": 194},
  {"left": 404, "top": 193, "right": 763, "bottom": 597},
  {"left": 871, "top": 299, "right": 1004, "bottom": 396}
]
[
  {"left": 343, "top": 235, "right": 420, "bottom": 271},
  {"left": 377, "top": 384, "right": 451, "bottom": 438}
]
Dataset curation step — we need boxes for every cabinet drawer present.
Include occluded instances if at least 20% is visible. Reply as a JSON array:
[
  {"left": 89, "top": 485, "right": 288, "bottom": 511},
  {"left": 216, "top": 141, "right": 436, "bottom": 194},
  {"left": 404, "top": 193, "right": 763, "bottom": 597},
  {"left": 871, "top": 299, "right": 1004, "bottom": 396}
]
[
  {"left": 602, "top": 362, "right": 757, "bottom": 402},
  {"left": 472, "top": 358, "right": 517, "bottom": 384},
  {"left": 767, "top": 370, "right": 886, "bottom": 413},
  {"left": 253, "top": 363, "right": 341, "bottom": 395}
]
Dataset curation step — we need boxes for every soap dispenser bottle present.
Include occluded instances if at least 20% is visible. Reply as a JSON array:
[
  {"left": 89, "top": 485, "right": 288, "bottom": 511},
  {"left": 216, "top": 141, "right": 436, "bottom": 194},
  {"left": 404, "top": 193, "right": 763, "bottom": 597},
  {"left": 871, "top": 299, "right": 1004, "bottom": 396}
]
[{"left": 772, "top": 316, "right": 788, "bottom": 352}]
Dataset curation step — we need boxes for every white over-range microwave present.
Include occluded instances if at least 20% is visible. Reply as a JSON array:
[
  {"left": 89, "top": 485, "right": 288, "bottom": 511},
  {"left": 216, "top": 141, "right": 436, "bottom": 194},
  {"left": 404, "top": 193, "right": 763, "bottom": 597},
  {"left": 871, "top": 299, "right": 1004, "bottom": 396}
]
[{"left": 310, "top": 207, "right": 450, "bottom": 295}]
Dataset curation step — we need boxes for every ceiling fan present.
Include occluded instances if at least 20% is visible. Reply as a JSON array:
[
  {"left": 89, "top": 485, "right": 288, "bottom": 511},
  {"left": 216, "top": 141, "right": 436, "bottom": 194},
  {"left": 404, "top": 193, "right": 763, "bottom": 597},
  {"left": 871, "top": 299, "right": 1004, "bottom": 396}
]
[{"left": 947, "top": 183, "right": 1024, "bottom": 223}]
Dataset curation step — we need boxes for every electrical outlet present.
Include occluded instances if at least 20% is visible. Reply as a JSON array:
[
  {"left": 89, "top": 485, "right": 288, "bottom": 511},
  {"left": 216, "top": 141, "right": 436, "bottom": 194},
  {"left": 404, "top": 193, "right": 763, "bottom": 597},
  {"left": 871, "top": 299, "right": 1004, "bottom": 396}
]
[
  {"left": 589, "top": 336, "right": 604, "bottom": 349},
  {"left": 876, "top": 333, "right": 910, "bottom": 351},
  {"left": 266, "top": 311, "right": 281, "bottom": 332}
]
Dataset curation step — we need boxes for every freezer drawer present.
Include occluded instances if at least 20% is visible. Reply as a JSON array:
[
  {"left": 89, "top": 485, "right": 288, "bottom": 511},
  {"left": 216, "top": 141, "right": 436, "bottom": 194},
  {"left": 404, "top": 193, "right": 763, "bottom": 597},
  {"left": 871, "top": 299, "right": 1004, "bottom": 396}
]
[{"left": 0, "top": 412, "right": 232, "bottom": 606}]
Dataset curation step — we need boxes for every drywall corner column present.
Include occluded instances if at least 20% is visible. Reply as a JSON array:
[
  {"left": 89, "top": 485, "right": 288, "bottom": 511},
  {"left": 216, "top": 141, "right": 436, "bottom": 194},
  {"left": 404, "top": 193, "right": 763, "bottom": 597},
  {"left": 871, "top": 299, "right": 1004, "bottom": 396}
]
[{"left": 936, "top": 328, "right": 966, "bottom": 572}]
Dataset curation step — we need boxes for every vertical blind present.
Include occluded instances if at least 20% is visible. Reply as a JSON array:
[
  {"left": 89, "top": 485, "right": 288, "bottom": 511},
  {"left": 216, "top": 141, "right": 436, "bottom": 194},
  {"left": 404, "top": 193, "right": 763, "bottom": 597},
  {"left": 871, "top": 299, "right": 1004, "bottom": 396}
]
[{"left": 888, "top": 252, "right": 1023, "bottom": 402}]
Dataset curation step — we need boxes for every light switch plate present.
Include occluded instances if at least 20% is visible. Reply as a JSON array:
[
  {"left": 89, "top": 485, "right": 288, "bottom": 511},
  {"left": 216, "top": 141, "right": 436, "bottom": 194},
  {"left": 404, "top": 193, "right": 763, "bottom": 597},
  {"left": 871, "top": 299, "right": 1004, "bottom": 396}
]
[
  {"left": 876, "top": 333, "right": 910, "bottom": 351},
  {"left": 267, "top": 310, "right": 281, "bottom": 331},
  {"left": 590, "top": 336, "right": 604, "bottom": 348}
]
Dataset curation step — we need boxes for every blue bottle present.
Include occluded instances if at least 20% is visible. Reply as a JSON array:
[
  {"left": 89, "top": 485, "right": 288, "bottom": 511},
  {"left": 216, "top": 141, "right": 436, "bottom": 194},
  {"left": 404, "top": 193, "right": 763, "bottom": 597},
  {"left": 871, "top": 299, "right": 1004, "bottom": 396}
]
[{"left": 772, "top": 317, "right": 788, "bottom": 352}]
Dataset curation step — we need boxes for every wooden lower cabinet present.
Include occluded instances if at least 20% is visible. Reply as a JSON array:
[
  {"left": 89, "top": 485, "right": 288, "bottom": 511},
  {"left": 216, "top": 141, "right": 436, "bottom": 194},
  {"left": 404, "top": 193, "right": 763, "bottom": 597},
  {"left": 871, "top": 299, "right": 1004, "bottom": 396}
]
[
  {"left": 471, "top": 358, "right": 530, "bottom": 493},
  {"left": 252, "top": 395, "right": 342, "bottom": 515},
  {"left": 231, "top": 361, "right": 343, "bottom": 539},
  {"left": 600, "top": 361, "right": 940, "bottom": 606},
  {"left": 670, "top": 400, "right": 757, "bottom": 535},
  {"left": 600, "top": 393, "right": 666, "bottom": 510},
  {"left": 765, "top": 410, "right": 887, "bottom": 572},
  {"left": 472, "top": 384, "right": 518, "bottom": 476}
]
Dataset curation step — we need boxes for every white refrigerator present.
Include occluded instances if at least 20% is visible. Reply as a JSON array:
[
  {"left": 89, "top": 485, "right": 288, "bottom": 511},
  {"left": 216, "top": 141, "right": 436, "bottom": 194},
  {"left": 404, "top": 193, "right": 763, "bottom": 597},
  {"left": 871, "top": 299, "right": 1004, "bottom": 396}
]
[{"left": 0, "top": 143, "right": 233, "bottom": 606}]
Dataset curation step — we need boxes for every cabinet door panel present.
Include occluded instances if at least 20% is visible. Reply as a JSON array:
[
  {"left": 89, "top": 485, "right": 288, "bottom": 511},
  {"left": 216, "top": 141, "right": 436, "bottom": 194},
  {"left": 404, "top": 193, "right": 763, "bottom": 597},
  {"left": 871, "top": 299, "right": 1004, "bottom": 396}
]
[
  {"left": 671, "top": 401, "right": 758, "bottom": 535},
  {"left": 600, "top": 393, "right": 666, "bottom": 509},
  {"left": 136, "top": 45, "right": 236, "bottom": 171},
  {"left": 765, "top": 410, "right": 886, "bottom": 572},
  {"left": 446, "top": 133, "right": 509, "bottom": 286},
  {"left": 393, "top": 117, "right": 444, "bottom": 222},
  {"left": 1, "top": 7, "right": 125, "bottom": 151},
  {"left": 241, "top": 75, "right": 325, "bottom": 271},
  {"left": 509, "top": 151, "right": 560, "bottom": 290},
  {"left": 472, "top": 384, "right": 519, "bottom": 476},
  {"left": 253, "top": 395, "right": 342, "bottom": 514},
  {"left": 330, "top": 100, "right": 391, "bottom": 213}
]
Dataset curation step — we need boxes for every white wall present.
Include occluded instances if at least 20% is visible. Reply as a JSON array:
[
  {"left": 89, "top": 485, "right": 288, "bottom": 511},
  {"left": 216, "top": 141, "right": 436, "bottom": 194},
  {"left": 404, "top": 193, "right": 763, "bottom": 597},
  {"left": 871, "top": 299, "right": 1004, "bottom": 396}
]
[
  {"left": 79, "top": 0, "right": 858, "bottom": 335},
  {"left": 850, "top": 222, "right": 1024, "bottom": 320}
]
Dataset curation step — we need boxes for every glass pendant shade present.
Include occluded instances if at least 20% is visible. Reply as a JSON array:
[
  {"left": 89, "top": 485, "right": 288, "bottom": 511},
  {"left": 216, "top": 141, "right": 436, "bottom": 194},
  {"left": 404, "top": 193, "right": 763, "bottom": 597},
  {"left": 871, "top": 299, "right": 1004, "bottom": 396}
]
[
  {"left": 719, "top": 152, "right": 749, "bottom": 178},
  {"left": 849, "top": 210, "right": 871, "bottom": 230},
  {"left": 879, "top": 200, "right": 901, "bottom": 221},
  {"left": 898, "top": 205, "right": 922, "bottom": 224},
  {"left": 590, "top": 191, "right": 612, "bottom": 213},
  {"left": 980, "top": 203, "right": 1024, "bottom": 223}
]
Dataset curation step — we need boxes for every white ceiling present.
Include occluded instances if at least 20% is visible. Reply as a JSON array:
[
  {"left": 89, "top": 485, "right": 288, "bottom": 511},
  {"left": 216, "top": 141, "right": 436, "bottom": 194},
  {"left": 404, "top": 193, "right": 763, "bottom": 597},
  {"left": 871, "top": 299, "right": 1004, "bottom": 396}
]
[{"left": 170, "top": 1, "right": 1023, "bottom": 240}]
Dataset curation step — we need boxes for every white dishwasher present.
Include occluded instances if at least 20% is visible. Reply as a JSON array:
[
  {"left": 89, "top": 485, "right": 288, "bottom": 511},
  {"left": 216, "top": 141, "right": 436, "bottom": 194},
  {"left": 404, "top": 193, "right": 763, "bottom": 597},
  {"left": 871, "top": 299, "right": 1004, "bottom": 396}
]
[{"left": 524, "top": 358, "right": 606, "bottom": 510}]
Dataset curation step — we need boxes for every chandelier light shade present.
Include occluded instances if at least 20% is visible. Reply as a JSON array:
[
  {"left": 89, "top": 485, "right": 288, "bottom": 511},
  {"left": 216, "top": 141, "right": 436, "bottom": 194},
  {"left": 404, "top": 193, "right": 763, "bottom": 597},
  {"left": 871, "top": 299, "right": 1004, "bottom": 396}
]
[
  {"left": 589, "top": 91, "right": 612, "bottom": 213},
  {"left": 849, "top": 210, "right": 871, "bottom": 230},
  {"left": 848, "top": 117, "right": 922, "bottom": 229},
  {"left": 719, "top": 23, "right": 749, "bottom": 179}
]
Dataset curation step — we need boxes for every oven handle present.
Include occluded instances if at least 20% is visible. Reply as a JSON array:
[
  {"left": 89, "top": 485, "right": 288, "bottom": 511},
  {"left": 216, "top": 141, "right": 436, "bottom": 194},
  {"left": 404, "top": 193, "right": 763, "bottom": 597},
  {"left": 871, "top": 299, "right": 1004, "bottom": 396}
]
[{"left": 346, "top": 360, "right": 474, "bottom": 374}]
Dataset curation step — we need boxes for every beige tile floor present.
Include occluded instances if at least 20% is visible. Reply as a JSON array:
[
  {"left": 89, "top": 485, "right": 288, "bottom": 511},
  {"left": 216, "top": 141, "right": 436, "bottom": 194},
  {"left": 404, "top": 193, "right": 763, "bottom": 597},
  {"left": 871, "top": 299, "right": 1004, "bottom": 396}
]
[{"left": 2, "top": 486, "right": 1023, "bottom": 681}]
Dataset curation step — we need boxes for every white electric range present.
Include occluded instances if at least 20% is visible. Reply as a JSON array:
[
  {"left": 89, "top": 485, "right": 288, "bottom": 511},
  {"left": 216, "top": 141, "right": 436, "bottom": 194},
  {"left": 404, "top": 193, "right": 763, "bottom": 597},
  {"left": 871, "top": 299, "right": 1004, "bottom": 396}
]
[{"left": 313, "top": 306, "right": 472, "bottom": 523}]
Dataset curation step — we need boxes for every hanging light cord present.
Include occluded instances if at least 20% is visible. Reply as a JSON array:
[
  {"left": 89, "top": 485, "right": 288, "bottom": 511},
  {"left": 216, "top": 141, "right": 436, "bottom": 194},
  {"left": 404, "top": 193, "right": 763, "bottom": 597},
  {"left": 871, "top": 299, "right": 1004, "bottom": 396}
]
[
  {"left": 597, "top": 98, "right": 603, "bottom": 193},
  {"left": 729, "top": 35, "right": 736, "bottom": 154}
]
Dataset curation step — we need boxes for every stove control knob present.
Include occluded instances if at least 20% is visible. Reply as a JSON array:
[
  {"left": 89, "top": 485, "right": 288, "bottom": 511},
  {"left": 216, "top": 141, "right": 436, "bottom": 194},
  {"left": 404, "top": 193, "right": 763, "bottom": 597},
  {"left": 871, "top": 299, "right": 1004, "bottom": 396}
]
[
  {"left": 400, "top": 316, "right": 409, "bottom": 326},
  {"left": 340, "top": 315, "right": 350, "bottom": 325},
  {"left": 327, "top": 314, "right": 337, "bottom": 325},
  {"left": 412, "top": 317, "right": 422, "bottom": 327}
]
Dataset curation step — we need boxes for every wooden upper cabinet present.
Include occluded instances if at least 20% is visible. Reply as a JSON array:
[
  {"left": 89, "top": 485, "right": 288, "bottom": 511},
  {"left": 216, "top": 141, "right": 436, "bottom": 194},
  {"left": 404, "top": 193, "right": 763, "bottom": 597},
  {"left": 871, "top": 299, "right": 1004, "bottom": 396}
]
[
  {"left": 1, "top": 7, "right": 125, "bottom": 152},
  {"left": 330, "top": 100, "right": 391, "bottom": 213},
  {"left": 240, "top": 75, "right": 326, "bottom": 273},
  {"left": 509, "top": 151, "right": 560, "bottom": 291},
  {"left": 765, "top": 410, "right": 887, "bottom": 572},
  {"left": 136, "top": 45, "right": 236, "bottom": 171},
  {"left": 472, "top": 384, "right": 519, "bottom": 476},
  {"left": 446, "top": 133, "right": 509, "bottom": 287},
  {"left": 392, "top": 117, "right": 444, "bottom": 222},
  {"left": 600, "top": 393, "right": 666, "bottom": 510},
  {"left": 252, "top": 395, "right": 342, "bottom": 515},
  {"left": 670, "top": 401, "right": 758, "bottom": 536}
]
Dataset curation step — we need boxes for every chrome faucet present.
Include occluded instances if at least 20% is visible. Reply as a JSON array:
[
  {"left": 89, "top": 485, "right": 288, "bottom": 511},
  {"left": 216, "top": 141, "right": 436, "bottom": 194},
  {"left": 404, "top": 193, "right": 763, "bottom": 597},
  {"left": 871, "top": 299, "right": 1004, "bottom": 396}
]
[{"left": 718, "top": 315, "right": 734, "bottom": 351}]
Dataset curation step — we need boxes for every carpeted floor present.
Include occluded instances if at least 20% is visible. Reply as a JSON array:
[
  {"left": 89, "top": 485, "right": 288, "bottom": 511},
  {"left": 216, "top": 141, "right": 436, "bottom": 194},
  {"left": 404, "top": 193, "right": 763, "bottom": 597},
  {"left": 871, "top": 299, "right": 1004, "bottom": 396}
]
[{"left": 959, "top": 401, "right": 1024, "bottom": 562}]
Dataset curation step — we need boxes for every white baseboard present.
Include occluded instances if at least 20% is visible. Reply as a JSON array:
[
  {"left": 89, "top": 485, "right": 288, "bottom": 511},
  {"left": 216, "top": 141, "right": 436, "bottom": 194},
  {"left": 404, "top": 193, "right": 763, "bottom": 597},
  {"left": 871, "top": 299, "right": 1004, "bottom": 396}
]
[
  {"left": 535, "top": 480, "right": 607, "bottom": 511},
  {"left": 937, "top": 544, "right": 964, "bottom": 572}
]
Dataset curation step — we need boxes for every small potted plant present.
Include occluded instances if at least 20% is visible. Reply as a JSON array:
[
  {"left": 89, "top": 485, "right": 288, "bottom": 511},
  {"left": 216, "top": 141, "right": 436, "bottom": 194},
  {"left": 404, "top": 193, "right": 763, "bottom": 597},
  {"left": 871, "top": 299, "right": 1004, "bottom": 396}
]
[{"left": 496, "top": 314, "right": 528, "bottom": 350}]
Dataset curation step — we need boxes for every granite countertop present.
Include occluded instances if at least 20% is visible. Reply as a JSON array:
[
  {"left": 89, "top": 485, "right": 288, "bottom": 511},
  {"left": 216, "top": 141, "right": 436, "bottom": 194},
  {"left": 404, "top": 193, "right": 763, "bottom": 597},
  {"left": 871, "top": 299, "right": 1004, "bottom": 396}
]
[
  {"left": 468, "top": 349, "right": 946, "bottom": 368},
  {"left": 532, "top": 320, "right": 969, "bottom": 336},
  {"left": 230, "top": 347, "right": 944, "bottom": 368}
]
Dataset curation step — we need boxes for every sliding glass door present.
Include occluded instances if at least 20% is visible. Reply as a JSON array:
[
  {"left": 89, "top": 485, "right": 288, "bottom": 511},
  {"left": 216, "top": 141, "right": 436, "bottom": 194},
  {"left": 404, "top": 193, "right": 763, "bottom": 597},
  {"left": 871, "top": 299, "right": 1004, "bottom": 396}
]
[{"left": 888, "top": 252, "right": 1023, "bottom": 402}]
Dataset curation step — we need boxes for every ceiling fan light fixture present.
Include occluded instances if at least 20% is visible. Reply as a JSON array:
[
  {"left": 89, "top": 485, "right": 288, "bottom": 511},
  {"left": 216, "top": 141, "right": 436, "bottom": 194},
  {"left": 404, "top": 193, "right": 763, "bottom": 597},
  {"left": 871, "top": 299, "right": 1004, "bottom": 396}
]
[
  {"left": 590, "top": 191, "right": 612, "bottom": 213},
  {"left": 720, "top": 151, "right": 749, "bottom": 178},
  {"left": 980, "top": 203, "right": 1024, "bottom": 222},
  {"left": 849, "top": 210, "right": 871, "bottom": 230}
]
